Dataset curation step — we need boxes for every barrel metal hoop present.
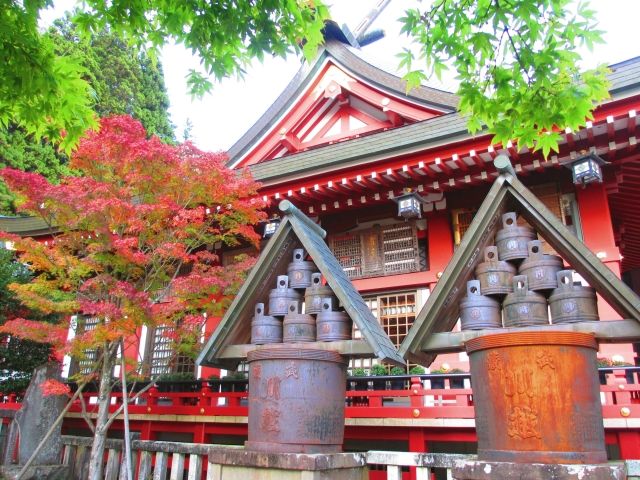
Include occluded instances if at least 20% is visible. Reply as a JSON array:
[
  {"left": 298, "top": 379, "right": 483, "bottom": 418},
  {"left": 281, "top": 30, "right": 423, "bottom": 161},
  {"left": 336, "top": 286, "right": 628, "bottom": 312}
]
[{"left": 465, "top": 331, "right": 598, "bottom": 353}]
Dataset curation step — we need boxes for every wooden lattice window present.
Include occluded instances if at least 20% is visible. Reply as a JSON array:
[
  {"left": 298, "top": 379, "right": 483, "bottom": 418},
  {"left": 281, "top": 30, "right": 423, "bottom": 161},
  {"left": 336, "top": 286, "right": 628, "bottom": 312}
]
[
  {"left": 451, "top": 183, "right": 579, "bottom": 252},
  {"left": 329, "top": 223, "right": 421, "bottom": 280},
  {"left": 147, "top": 325, "right": 195, "bottom": 378},
  {"left": 349, "top": 291, "right": 418, "bottom": 370},
  {"left": 377, "top": 292, "right": 417, "bottom": 348},
  {"left": 356, "top": 292, "right": 417, "bottom": 348},
  {"left": 330, "top": 234, "right": 363, "bottom": 278},
  {"left": 76, "top": 316, "right": 100, "bottom": 376},
  {"left": 452, "top": 209, "right": 477, "bottom": 246}
]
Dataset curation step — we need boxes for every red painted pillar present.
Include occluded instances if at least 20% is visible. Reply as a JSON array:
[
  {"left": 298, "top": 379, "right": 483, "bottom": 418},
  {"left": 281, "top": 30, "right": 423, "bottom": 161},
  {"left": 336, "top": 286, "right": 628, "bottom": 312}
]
[
  {"left": 617, "top": 431, "right": 640, "bottom": 459},
  {"left": 575, "top": 183, "right": 619, "bottom": 262},
  {"left": 200, "top": 316, "right": 222, "bottom": 380},
  {"left": 122, "top": 329, "right": 142, "bottom": 374},
  {"left": 575, "top": 184, "right": 636, "bottom": 361},
  {"left": 193, "top": 424, "right": 206, "bottom": 444},
  {"left": 426, "top": 211, "right": 454, "bottom": 276},
  {"left": 427, "top": 211, "right": 468, "bottom": 370},
  {"left": 408, "top": 429, "right": 427, "bottom": 480},
  {"left": 140, "top": 420, "right": 153, "bottom": 441}
]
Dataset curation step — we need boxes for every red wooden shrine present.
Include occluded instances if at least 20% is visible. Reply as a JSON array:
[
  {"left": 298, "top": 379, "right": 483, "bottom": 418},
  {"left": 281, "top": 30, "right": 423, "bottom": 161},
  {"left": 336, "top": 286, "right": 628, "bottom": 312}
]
[{"left": 2, "top": 24, "right": 640, "bottom": 471}]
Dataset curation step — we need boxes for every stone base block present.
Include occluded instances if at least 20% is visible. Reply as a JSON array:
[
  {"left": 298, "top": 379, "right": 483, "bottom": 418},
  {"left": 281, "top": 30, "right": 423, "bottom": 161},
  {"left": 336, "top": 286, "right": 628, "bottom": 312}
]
[
  {"left": 0, "top": 465, "right": 70, "bottom": 480},
  {"left": 452, "top": 460, "right": 626, "bottom": 480},
  {"left": 206, "top": 448, "right": 367, "bottom": 480}
]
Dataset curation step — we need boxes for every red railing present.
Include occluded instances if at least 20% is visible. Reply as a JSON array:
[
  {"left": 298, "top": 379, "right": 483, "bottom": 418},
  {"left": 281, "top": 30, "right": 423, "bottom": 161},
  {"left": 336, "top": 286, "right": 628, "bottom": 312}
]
[{"left": 1, "top": 369, "right": 638, "bottom": 421}]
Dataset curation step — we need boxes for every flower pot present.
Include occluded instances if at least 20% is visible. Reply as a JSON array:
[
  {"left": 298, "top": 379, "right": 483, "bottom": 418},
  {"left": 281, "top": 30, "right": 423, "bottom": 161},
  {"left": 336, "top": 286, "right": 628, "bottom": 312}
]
[
  {"left": 372, "top": 379, "right": 387, "bottom": 391},
  {"left": 390, "top": 379, "right": 405, "bottom": 390}
]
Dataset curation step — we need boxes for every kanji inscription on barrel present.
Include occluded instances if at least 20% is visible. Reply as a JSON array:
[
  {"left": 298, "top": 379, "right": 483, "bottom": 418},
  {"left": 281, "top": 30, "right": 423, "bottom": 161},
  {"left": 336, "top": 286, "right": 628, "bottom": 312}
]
[
  {"left": 246, "top": 348, "right": 346, "bottom": 454},
  {"left": 466, "top": 331, "right": 607, "bottom": 464}
]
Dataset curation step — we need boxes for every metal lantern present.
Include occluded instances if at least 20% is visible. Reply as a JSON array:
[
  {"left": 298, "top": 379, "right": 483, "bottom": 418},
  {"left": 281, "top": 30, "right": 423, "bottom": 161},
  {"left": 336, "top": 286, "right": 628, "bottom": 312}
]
[
  {"left": 396, "top": 191, "right": 422, "bottom": 219},
  {"left": 571, "top": 153, "right": 605, "bottom": 185},
  {"left": 263, "top": 217, "right": 281, "bottom": 238}
]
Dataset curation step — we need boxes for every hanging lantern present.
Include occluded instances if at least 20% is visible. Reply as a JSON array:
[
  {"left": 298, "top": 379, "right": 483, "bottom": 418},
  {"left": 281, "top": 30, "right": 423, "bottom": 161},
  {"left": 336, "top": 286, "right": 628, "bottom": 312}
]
[
  {"left": 571, "top": 153, "right": 606, "bottom": 185},
  {"left": 395, "top": 191, "right": 423, "bottom": 219},
  {"left": 263, "top": 217, "right": 281, "bottom": 238}
]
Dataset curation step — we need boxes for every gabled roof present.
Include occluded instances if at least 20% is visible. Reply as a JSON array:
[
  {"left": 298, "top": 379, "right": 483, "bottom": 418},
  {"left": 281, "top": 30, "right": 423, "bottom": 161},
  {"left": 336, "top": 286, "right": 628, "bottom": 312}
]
[
  {"left": 197, "top": 199, "right": 404, "bottom": 369},
  {"left": 227, "top": 37, "right": 458, "bottom": 168},
  {"left": 399, "top": 157, "right": 640, "bottom": 366},
  {"left": 247, "top": 56, "right": 640, "bottom": 187},
  {"left": 0, "top": 216, "right": 56, "bottom": 237}
]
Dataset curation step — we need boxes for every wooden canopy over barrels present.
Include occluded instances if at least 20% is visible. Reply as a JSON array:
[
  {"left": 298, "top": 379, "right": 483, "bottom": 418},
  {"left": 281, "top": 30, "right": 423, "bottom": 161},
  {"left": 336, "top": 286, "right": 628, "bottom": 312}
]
[
  {"left": 197, "top": 200, "right": 405, "bottom": 369},
  {"left": 400, "top": 157, "right": 640, "bottom": 366}
]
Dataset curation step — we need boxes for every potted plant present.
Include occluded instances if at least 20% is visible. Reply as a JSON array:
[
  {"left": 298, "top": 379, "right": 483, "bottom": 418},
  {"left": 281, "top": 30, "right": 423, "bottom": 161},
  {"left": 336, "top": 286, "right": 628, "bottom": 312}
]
[
  {"left": 350, "top": 367, "right": 369, "bottom": 391},
  {"left": 370, "top": 364, "right": 388, "bottom": 390},
  {"left": 596, "top": 357, "right": 612, "bottom": 385},
  {"left": 221, "top": 371, "right": 247, "bottom": 392},
  {"left": 123, "top": 373, "right": 151, "bottom": 393},
  {"left": 66, "top": 375, "right": 100, "bottom": 393},
  {"left": 426, "top": 365, "right": 447, "bottom": 389},
  {"left": 207, "top": 374, "right": 221, "bottom": 393},
  {"left": 231, "top": 371, "right": 248, "bottom": 392},
  {"left": 155, "top": 372, "right": 198, "bottom": 392},
  {"left": 448, "top": 368, "right": 466, "bottom": 389},
  {"left": 390, "top": 366, "right": 406, "bottom": 390}
]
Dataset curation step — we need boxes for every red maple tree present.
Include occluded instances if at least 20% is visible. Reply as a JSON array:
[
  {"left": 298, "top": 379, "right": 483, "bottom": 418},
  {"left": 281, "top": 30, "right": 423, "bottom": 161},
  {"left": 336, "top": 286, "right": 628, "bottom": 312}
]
[{"left": 0, "top": 115, "right": 265, "bottom": 478}]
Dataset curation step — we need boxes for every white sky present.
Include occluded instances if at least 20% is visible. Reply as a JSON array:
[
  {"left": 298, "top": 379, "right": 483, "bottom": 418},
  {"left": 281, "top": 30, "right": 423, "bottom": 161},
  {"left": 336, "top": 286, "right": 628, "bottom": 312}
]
[{"left": 41, "top": 1, "right": 640, "bottom": 152}]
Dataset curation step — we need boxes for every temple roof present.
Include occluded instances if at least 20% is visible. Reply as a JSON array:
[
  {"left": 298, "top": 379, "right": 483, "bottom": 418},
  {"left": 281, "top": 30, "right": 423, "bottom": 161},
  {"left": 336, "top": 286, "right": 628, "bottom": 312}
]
[
  {"left": 247, "top": 56, "right": 640, "bottom": 186},
  {"left": 0, "top": 216, "right": 56, "bottom": 237},
  {"left": 227, "top": 37, "right": 459, "bottom": 168}
]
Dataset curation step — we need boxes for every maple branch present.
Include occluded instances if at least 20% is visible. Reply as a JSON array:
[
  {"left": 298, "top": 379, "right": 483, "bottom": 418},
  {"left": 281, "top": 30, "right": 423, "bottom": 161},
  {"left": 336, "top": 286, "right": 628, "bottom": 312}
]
[{"left": 78, "top": 391, "right": 97, "bottom": 434}]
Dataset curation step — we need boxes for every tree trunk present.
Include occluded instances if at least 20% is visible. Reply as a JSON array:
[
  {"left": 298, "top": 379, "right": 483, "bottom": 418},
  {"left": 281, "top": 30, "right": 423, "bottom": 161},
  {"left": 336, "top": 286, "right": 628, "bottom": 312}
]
[{"left": 87, "top": 344, "right": 114, "bottom": 480}]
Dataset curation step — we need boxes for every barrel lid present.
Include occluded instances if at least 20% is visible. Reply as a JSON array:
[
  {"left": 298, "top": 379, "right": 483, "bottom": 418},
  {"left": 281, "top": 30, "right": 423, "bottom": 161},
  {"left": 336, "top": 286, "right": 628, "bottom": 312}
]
[
  {"left": 247, "top": 347, "right": 345, "bottom": 364},
  {"left": 465, "top": 331, "right": 598, "bottom": 353}
]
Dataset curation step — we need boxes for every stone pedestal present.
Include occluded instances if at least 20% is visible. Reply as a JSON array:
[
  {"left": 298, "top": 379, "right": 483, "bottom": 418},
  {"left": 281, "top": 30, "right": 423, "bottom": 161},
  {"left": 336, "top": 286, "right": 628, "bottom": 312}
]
[
  {"left": 452, "top": 460, "right": 626, "bottom": 480},
  {"left": 2, "top": 363, "right": 67, "bottom": 466},
  {"left": 206, "top": 448, "right": 367, "bottom": 480}
]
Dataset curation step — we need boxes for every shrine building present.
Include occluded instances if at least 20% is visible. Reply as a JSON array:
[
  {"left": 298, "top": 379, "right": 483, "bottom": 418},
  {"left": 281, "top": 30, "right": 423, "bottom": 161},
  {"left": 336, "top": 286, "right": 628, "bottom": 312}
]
[{"left": 1, "top": 21, "right": 640, "bottom": 474}]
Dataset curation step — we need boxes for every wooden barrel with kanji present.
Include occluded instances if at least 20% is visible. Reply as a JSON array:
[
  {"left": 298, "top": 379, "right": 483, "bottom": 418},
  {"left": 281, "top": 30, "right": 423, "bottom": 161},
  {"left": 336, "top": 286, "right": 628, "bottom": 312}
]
[
  {"left": 245, "top": 347, "right": 346, "bottom": 453},
  {"left": 466, "top": 331, "right": 607, "bottom": 464}
]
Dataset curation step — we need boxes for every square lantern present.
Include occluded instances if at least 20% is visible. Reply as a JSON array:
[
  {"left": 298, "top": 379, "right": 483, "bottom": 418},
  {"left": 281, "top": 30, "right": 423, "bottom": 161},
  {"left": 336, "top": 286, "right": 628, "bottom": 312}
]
[
  {"left": 396, "top": 191, "right": 422, "bottom": 219},
  {"left": 263, "top": 217, "right": 281, "bottom": 238},
  {"left": 571, "top": 153, "right": 605, "bottom": 185}
]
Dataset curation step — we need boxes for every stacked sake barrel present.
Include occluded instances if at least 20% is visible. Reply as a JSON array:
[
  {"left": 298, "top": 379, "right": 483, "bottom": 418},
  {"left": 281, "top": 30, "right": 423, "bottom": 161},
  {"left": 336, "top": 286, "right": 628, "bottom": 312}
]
[
  {"left": 460, "top": 212, "right": 607, "bottom": 465},
  {"left": 245, "top": 248, "right": 350, "bottom": 454},
  {"left": 459, "top": 212, "right": 599, "bottom": 331},
  {"left": 250, "top": 248, "right": 352, "bottom": 345}
]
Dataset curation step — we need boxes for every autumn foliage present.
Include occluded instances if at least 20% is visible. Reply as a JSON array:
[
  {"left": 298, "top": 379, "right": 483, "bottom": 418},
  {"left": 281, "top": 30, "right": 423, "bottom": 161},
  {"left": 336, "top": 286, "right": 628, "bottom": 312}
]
[{"left": 0, "top": 115, "right": 265, "bottom": 373}]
